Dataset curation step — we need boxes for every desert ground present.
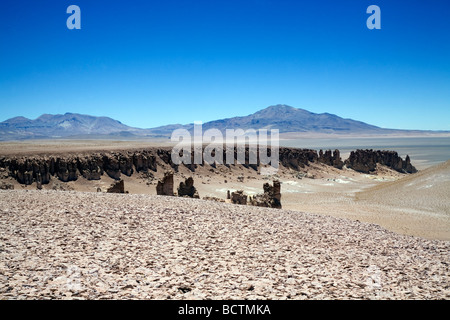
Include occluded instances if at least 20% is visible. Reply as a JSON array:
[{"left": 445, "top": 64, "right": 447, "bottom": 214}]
[
  {"left": 0, "top": 140, "right": 449, "bottom": 299},
  {"left": 0, "top": 190, "right": 448, "bottom": 299}
]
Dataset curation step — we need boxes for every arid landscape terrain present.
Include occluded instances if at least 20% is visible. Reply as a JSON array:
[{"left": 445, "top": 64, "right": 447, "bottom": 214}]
[
  {"left": 2, "top": 0, "right": 449, "bottom": 304},
  {"left": 0, "top": 140, "right": 449, "bottom": 300}
]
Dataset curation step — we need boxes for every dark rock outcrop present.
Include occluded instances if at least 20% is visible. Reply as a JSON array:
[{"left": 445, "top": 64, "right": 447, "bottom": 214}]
[
  {"left": 55, "top": 157, "right": 79, "bottom": 182},
  {"left": 345, "top": 149, "right": 417, "bottom": 174},
  {"left": 0, "top": 147, "right": 418, "bottom": 187},
  {"left": 177, "top": 177, "right": 199, "bottom": 198},
  {"left": 0, "top": 147, "right": 323, "bottom": 186},
  {"left": 133, "top": 152, "right": 157, "bottom": 172},
  {"left": 249, "top": 180, "right": 282, "bottom": 209},
  {"left": 231, "top": 190, "right": 248, "bottom": 205},
  {"left": 319, "top": 149, "right": 344, "bottom": 169},
  {"left": 156, "top": 171, "right": 174, "bottom": 196},
  {"left": 107, "top": 180, "right": 125, "bottom": 193},
  {"left": 278, "top": 148, "right": 318, "bottom": 170},
  {"left": 78, "top": 156, "right": 103, "bottom": 180},
  {"left": 0, "top": 150, "right": 159, "bottom": 185}
]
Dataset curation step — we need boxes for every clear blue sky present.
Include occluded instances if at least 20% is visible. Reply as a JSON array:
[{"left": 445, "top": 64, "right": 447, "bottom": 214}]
[{"left": 0, "top": 0, "right": 449, "bottom": 130}]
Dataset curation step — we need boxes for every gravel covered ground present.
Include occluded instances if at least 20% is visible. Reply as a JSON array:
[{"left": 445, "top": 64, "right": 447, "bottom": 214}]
[{"left": 0, "top": 190, "right": 449, "bottom": 300}]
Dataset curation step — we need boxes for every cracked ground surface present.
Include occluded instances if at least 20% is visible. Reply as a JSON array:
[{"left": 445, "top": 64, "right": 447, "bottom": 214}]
[{"left": 0, "top": 190, "right": 449, "bottom": 299}]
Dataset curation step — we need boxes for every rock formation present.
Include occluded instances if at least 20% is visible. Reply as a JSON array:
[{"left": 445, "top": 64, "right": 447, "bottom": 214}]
[
  {"left": 319, "top": 149, "right": 344, "bottom": 169},
  {"left": 107, "top": 180, "right": 125, "bottom": 193},
  {"left": 156, "top": 171, "right": 174, "bottom": 196},
  {"left": 231, "top": 190, "right": 248, "bottom": 205},
  {"left": 0, "top": 147, "right": 418, "bottom": 187},
  {"left": 79, "top": 156, "right": 103, "bottom": 180},
  {"left": 0, "top": 147, "right": 326, "bottom": 186},
  {"left": 278, "top": 148, "right": 318, "bottom": 170},
  {"left": 345, "top": 149, "right": 417, "bottom": 174},
  {"left": 0, "top": 150, "right": 159, "bottom": 186},
  {"left": 249, "top": 180, "right": 282, "bottom": 209},
  {"left": 177, "top": 177, "right": 199, "bottom": 198}
]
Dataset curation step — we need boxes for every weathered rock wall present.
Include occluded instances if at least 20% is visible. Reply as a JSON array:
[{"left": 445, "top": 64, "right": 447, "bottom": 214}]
[
  {"left": 345, "top": 149, "right": 417, "bottom": 174},
  {"left": 0, "top": 151, "right": 158, "bottom": 185},
  {"left": 318, "top": 149, "right": 344, "bottom": 169},
  {"left": 0, "top": 147, "right": 418, "bottom": 185}
]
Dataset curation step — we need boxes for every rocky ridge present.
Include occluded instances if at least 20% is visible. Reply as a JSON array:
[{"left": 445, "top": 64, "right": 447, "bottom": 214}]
[
  {"left": 345, "top": 150, "right": 417, "bottom": 174},
  {"left": 0, "top": 147, "right": 416, "bottom": 187}
]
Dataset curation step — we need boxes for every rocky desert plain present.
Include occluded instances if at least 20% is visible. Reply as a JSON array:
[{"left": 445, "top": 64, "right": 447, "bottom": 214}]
[{"left": 0, "top": 140, "right": 449, "bottom": 300}]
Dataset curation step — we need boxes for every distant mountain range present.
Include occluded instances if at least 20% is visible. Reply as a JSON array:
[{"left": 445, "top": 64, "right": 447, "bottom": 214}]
[
  {"left": 0, "top": 113, "right": 144, "bottom": 140},
  {"left": 0, "top": 105, "right": 447, "bottom": 140}
]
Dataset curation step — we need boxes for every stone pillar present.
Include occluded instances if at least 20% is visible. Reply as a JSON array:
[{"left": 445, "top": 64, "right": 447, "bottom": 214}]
[{"left": 156, "top": 171, "right": 174, "bottom": 196}]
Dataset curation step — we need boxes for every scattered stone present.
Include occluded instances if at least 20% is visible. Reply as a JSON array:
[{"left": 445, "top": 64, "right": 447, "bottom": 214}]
[
  {"left": 0, "top": 190, "right": 447, "bottom": 300},
  {"left": 178, "top": 287, "right": 192, "bottom": 293},
  {"left": 0, "top": 181, "right": 14, "bottom": 190},
  {"left": 51, "top": 182, "right": 72, "bottom": 191},
  {"left": 203, "top": 196, "right": 225, "bottom": 203}
]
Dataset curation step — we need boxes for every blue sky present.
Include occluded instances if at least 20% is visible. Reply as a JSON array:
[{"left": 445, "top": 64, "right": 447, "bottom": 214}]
[{"left": 0, "top": 0, "right": 449, "bottom": 130}]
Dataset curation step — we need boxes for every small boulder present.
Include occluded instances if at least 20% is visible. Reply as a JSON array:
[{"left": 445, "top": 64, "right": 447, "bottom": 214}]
[
  {"left": 177, "top": 177, "right": 199, "bottom": 198},
  {"left": 231, "top": 190, "right": 248, "bottom": 205},
  {"left": 107, "top": 180, "right": 125, "bottom": 193}
]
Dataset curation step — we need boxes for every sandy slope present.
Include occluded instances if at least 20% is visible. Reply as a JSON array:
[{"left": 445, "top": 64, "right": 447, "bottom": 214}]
[
  {"left": 353, "top": 161, "right": 450, "bottom": 240},
  {"left": 357, "top": 160, "right": 450, "bottom": 213},
  {"left": 0, "top": 190, "right": 449, "bottom": 300}
]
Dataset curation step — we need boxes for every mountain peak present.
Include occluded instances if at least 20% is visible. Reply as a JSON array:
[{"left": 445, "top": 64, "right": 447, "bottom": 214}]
[
  {"left": 2, "top": 116, "right": 31, "bottom": 124},
  {"left": 261, "top": 104, "right": 297, "bottom": 112}
]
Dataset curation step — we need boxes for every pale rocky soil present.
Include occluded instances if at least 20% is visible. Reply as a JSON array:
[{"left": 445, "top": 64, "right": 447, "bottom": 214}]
[{"left": 0, "top": 190, "right": 449, "bottom": 300}]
